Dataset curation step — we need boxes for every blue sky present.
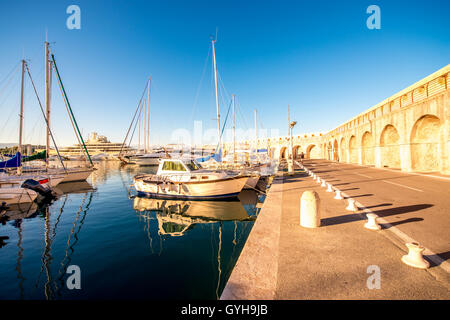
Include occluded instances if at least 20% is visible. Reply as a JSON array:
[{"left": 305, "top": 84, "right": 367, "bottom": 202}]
[{"left": 0, "top": 0, "right": 449, "bottom": 147}]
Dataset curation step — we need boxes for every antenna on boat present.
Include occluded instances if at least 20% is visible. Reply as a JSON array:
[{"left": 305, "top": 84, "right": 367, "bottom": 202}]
[{"left": 17, "top": 60, "right": 25, "bottom": 175}]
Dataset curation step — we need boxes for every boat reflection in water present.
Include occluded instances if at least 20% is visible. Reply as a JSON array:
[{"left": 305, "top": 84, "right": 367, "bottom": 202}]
[
  {"left": 133, "top": 197, "right": 255, "bottom": 237},
  {"left": 133, "top": 194, "right": 260, "bottom": 298}
]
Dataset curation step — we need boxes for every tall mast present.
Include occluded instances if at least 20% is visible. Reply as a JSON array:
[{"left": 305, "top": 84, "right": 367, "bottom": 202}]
[
  {"left": 147, "top": 76, "right": 151, "bottom": 152},
  {"left": 232, "top": 94, "right": 236, "bottom": 163},
  {"left": 138, "top": 101, "right": 141, "bottom": 153},
  {"left": 45, "top": 41, "right": 51, "bottom": 168},
  {"left": 254, "top": 108, "right": 258, "bottom": 151},
  {"left": 17, "top": 60, "right": 26, "bottom": 175},
  {"left": 212, "top": 39, "right": 221, "bottom": 153}
]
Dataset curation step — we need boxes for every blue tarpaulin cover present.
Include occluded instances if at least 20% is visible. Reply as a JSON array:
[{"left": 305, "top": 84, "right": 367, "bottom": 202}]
[{"left": 0, "top": 152, "right": 21, "bottom": 168}]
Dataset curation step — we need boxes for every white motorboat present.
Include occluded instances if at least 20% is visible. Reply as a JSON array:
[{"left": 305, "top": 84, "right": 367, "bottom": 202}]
[
  {"left": 0, "top": 181, "right": 38, "bottom": 205},
  {"left": 133, "top": 158, "right": 249, "bottom": 200}
]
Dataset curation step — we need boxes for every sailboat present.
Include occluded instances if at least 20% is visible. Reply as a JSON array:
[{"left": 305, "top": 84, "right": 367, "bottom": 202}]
[
  {"left": 16, "top": 41, "right": 95, "bottom": 183},
  {"left": 118, "top": 77, "right": 167, "bottom": 166}
]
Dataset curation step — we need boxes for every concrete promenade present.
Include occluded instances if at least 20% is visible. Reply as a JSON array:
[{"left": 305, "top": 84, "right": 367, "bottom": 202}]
[{"left": 221, "top": 160, "right": 450, "bottom": 299}]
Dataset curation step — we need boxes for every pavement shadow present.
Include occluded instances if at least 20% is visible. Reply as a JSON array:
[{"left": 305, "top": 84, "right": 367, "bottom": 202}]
[
  {"left": 371, "top": 204, "right": 433, "bottom": 217},
  {"left": 379, "top": 217, "right": 424, "bottom": 229},
  {"left": 321, "top": 213, "right": 364, "bottom": 226},
  {"left": 364, "top": 203, "right": 392, "bottom": 209},
  {"left": 343, "top": 193, "right": 374, "bottom": 199},
  {"left": 321, "top": 204, "right": 433, "bottom": 227},
  {"left": 340, "top": 188, "right": 360, "bottom": 192},
  {"left": 425, "top": 251, "right": 450, "bottom": 267}
]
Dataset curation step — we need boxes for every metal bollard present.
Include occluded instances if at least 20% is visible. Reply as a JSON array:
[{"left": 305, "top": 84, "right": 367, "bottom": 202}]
[
  {"left": 401, "top": 242, "right": 430, "bottom": 269},
  {"left": 364, "top": 213, "right": 381, "bottom": 230},
  {"left": 345, "top": 198, "right": 358, "bottom": 211},
  {"left": 334, "top": 189, "right": 344, "bottom": 200},
  {"left": 326, "top": 183, "right": 333, "bottom": 192},
  {"left": 300, "top": 190, "right": 321, "bottom": 228}
]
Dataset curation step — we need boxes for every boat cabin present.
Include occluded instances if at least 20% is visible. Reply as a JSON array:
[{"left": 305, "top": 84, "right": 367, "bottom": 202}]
[{"left": 156, "top": 158, "right": 201, "bottom": 176}]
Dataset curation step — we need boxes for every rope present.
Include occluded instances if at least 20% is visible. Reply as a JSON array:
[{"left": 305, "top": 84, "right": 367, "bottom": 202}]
[{"left": 50, "top": 52, "right": 93, "bottom": 166}]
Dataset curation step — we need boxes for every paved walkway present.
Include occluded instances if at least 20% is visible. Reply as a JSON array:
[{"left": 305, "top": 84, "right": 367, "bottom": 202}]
[{"left": 221, "top": 160, "right": 450, "bottom": 299}]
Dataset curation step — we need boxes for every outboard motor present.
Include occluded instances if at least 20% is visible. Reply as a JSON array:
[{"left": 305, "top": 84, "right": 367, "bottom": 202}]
[{"left": 21, "top": 179, "right": 54, "bottom": 198}]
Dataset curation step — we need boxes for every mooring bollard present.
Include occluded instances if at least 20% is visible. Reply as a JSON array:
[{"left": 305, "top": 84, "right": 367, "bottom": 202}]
[
  {"left": 401, "top": 242, "right": 430, "bottom": 269},
  {"left": 288, "top": 160, "right": 294, "bottom": 175},
  {"left": 321, "top": 180, "right": 327, "bottom": 187},
  {"left": 300, "top": 190, "right": 321, "bottom": 228},
  {"left": 364, "top": 213, "right": 381, "bottom": 230},
  {"left": 345, "top": 198, "right": 358, "bottom": 211},
  {"left": 326, "top": 183, "right": 333, "bottom": 192},
  {"left": 334, "top": 189, "right": 344, "bottom": 200}
]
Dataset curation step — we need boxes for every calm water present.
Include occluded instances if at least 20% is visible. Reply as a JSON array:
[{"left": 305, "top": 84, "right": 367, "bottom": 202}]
[{"left": 0, "top": 161, "right": 263, "bottom": 300}]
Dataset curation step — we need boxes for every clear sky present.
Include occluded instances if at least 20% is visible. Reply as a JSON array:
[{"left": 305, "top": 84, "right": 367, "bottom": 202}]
[{"left": 0, "top": 0, "right": 449, "bottom": 147}]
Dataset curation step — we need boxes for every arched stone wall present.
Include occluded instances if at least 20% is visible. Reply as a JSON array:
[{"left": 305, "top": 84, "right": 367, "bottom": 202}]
[
  {"left": 333, "top": 139, "right": 339, "bottom": 161},
  {"left": 380, "top": 124, "right": 400, "bottom": 168},
  {"left": 306, "top": 144, "right": 320, "bottom": 159},
  {"left": 280, "top": 146, "right": 287, "bottom": 160},
  {"left": 349, "top": 136, "right": 358, "bottom": 163},
  {"left": 339, "top": 137, "right": 346, "bottom": 162},
  {"left": 410, "top": 115, "right": 441, "bottom": 172},
  {"left": 361, "top": 131, "right": 375, "bottom": 165}
]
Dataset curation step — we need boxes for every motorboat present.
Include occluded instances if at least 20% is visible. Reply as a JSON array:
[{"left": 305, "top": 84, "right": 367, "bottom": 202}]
[
  {"left": 133, "top": 158, "right": 249, "bottom": 200},
  {"left": 0, "top": 181, "right": 38, "bottom": 205}
]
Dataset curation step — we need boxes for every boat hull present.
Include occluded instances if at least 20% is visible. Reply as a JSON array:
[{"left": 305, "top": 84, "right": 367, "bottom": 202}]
[
  {"left": 244, "top": 176, "right": 260, "bottom": 189},
  {"left": 0, "top": 188, "right": 38, "bottom": 205},
  {"left": 60, "top": 168, "right": 94, "bottom": 183},
  {"left": 134, "top": 176, "right": 249, "bottom": 200}
]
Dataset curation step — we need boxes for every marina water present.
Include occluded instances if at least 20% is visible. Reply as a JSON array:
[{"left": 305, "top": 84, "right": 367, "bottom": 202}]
[{"left": 0, "top": 161, "right": 262, "bottom": 299}]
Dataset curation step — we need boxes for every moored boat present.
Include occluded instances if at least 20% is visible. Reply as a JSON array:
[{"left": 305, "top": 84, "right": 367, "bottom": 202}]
[{"left": 133, "top": 158, "right": 249, "bottom": 200}]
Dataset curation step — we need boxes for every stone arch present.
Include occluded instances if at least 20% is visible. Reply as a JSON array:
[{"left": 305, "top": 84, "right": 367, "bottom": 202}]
[
  {"left": 280, "top": 146, "right": 287, "bottom": 160},
  {"left": 410, "top": 114, "right": 441, "bottom": 172},
  {"left": 327, "top": 141, "right": 332, "bottom": 160},
  {"left": 339, "top": 137, "right": 346, "bottom": 162},
  {"left": 306, "top": 144, "right": 320, "bottom": 159},
  {"left": 292, "top": 145, "right": 302, "bottom": 159},
  {"left": 361, "top": 131, "right": 375, "bottom": 165},
  {"left": 380, "top": 124, "right": 400, "bottom": 168},
  {"left": 349, "top": 136, "right": 358, "bottom": 163},
  {"left": 333, "top": 139, "right": 339, "bottom": 161}
]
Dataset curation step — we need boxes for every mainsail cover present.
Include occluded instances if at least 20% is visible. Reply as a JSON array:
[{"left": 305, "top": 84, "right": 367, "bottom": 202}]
[
  {"left": 0, "top": 152, "right": 21, "bottom": 168},
  {"left": 23, "top": 150, "right": 47, "bottom": 162}
]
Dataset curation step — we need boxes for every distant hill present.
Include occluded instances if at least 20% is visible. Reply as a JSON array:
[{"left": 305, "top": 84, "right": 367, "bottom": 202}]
[{"left": 0, "top": 143, "right": 17, "bottom": 148}]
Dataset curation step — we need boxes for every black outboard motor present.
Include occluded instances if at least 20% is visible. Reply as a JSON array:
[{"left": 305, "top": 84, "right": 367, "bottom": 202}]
[{"left": 21, "top": 179, "right": 54, "bottom": 198}]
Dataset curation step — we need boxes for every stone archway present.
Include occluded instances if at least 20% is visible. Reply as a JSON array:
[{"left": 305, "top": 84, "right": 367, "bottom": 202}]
[
  {"left": 361, "top": 131, "right": 375, "bottom": 165},
  {"left": 411, "top": 115, "right": 441, "bottom": 172},
  {"left": 292, "top": 145, "right": 302, "bottom": 159},
  {"left": 306, "top": 144, "right": 319, "bottom": 159},
  {"left": 380, "top": 124, "right": 400, "bottom": 168},
  {"left": 327, "top": 141, "right": 332, "bottom": 160},
  {"left": 349, "top": 136, "right": 358, "bottom": 163},
  {"left": 280, "top": 146, "right": 287, "bottom": 160},
  {"left": 339, "top": 137, "right": 346, "bottom": 162},
  {"left": 333, "top": 139, "right": 339, "bottom": 161}
]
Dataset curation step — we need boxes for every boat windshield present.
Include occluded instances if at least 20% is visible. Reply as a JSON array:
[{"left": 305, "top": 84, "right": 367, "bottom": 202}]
[{"left": 185, "top": 160, "right": 200, "bottom": 171}]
